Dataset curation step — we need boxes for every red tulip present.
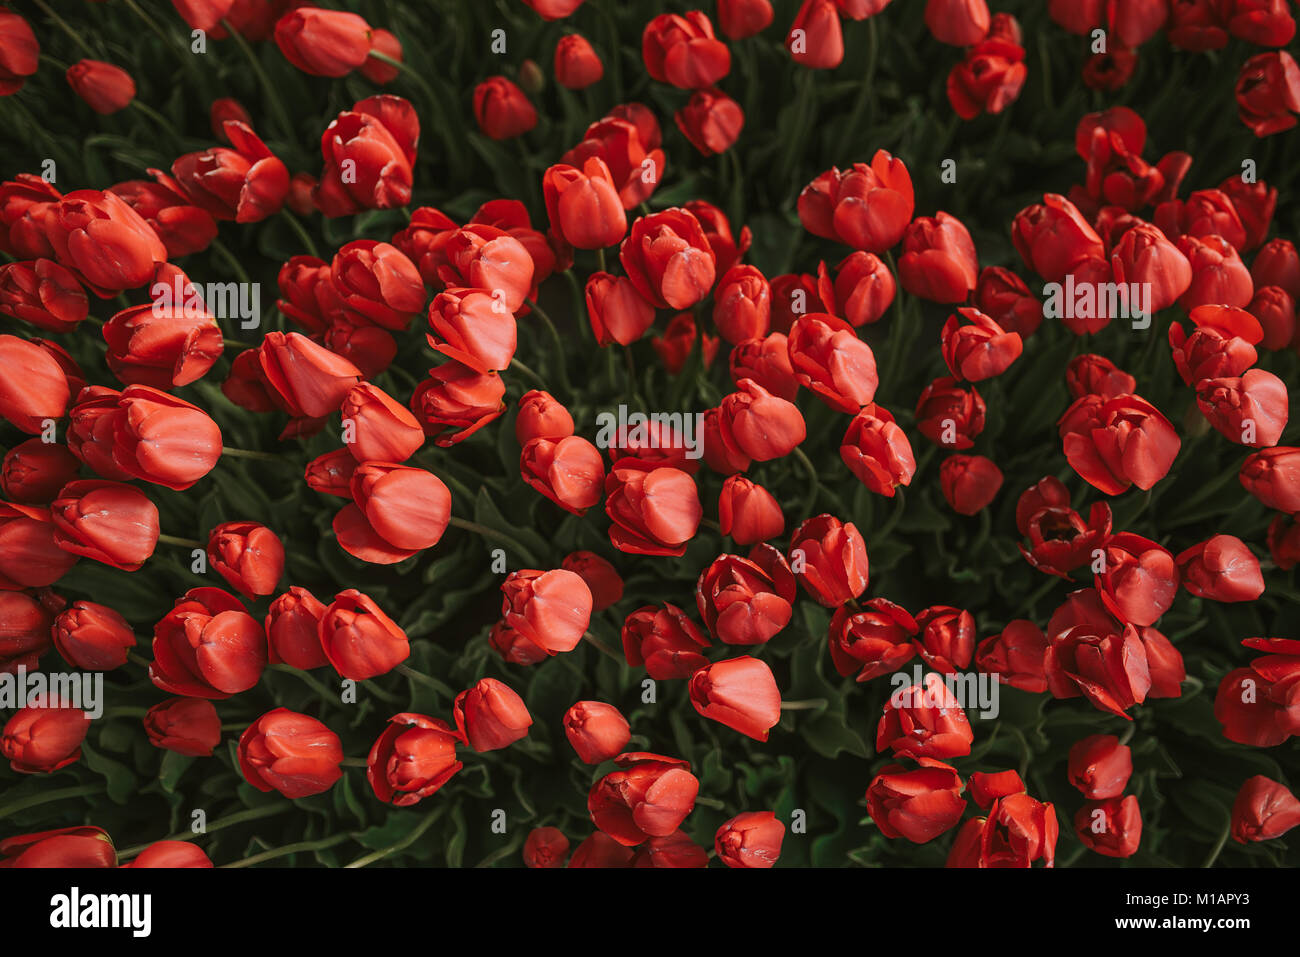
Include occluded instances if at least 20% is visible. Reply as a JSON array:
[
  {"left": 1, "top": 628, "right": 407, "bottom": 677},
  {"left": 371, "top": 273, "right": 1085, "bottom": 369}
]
[
  {"left": 605, "top": 461, "right": 701, "bottom": 556},
  {"left": 2, "top": 697, "right": 90, "bottom": 773},
  {"left": 66, "top": 60, "right": 135, "bottom": 115},
  {"left": 828, "top": 598, "right": 918, "bottom": 681},
  {"left": 1059, "top": 392, "right": 1180, "bottom": 495},
  {"left": 0, "top": 501, "right": 78, "bottom": 590},
  {"left": 564, "top": 701, "right": 631, "bottom": 764},
  {"left": 331, "top": 239, "right": 425, "bottom": 331},
  {"left": 123, "top": 841, "right": 212, "bottom": 868},
  {"left": 555, "top": 33, "right": 603, "bottom": 90},
  {"left": 239, "top": 708, "right": 343, "bottom": 798},
  {"left": 914, "top": 605, "right": 975, "bottom": 674},
  {"left": 274, "top": 8, "right": 372, "bottom": 77},
  {"left": 0, "top": 11, "right": 39, "bottom": 96},
  {"left": 926, "top": 0, "right": 990, "bottom": 45},
  {"left": 621, "top": 603, "right": 711, "bottom": 678},
  {"left": 207, "top": 521, "right": 284, "bottom": 597},
  {"left": 1095, "top": 532, "right": 1178, "bottom": 626},
  {"left": 940, "top": 453, "right": 1003, "bottom": 516},
  {"left": 1197, "top": 369, "right": 1289, "bottom": 448},
  {"left": 366, "top": 712, "right": 463, "bottom": 805},
  {"left": 787, "top": 313, "right": 878, "bottom": 412},
  {"left": 0, "top": 827, "right": 115, "bottom": 869},
  {"left": 675, "top": 88, "right": 744, "bottom": 156},
  {"left": 1066, "top": 353, "right": 1135, "bottom": 400},
  {"left": 102, "top": 299, "right": 222, "bottom": 390},
  {"left": 715, "top": 811, "right": 786, "bottom": 867},
  {"left": 523, "top": 827, "right": 570, "bottom": 868},
  {"left": 254, "top": 331, "right": 363, "bottom": 420},
  {"left": 689, "top": 655, "right": 781, "bottom": 740},
  {"left": 788, "top": 0, "right": 844, "bottom": 69},
  {"left": 588, "top": 752, "right": 699, "bottom": 845},
  {"left": 500, "top": 568, "right": 593, "bottom": 656},
  {"left": 718, "top": 475, "right": 784, "bottom": 545},
  {"left": 1175, "top": 534, "right": 1265, "bottom": 602},
  {"left": 319, "top": 589, "right": 409, "bottom": 679},
  {"left": 1011, "top": 193, "right": 1105, "bottom": 284},
  {"left": 866, "top": 760, "right": 966, "bottom": 843},
  {"left": 0, "top": 334, "right": 78, "bottom": 434},
  {"left": 877, "top": 672, "right": 974, "bottom": 759},
  {"left": 1231, "top": 775, "right": 1300, "bottom": 843},
  {"left": 940, "top": 307, "right": 1022, "bottom": 382},
  {"left": 620, "top": 208, "right": 716, "bottom": 310},
  {"left": 788, "top": 514, "right": 869, "bottom": 606},
  {"left": 915, "top": 376, "right": 986, "bottom": 450},
  {"left": 474, "top": 76, "right": 537, "bottom": 140},
  {"left": 798, "top": 153, "right": 914, "bottom": 253},
  {"left": 1240, "top": 446, "right": 1300, "bottom": 512},
  {"left": 51, "top": 600, "right": 134, "bottom": 671},
  {"left": 453, "top": 678, "right": 532, "bottom": 752},
  {"left": 976, "top": 619, "right": 1048, "bottom": 693},
  {"left": 0, "top": 591, "right": 53, "bottom": 674},
  {"left": 171, "top": 122, "right": 289, "bottom": 224},
  {"left": 642, "top": 12, "right": 730, "bottom": 89},
  {"left": 544, "top": 158, "right": 627, "bottom": 251},
  {"left": 562, "top": 113, "right": 666, "bottom": 210},
  {"left": 718, "top": 0, "right": 774, "bottom": 38},
  {"left": 1236, "top": 51, "right": 1300, "bottom": 136},
  {"left": 50, "top": 480, "right": 159, "bottom": 571},
  {"left": 1067, "top": 734, "right": 1132, "bottom": 799},
  {"left": 696, "top": 548, "right": 796, "bottom": 646},
  {"left": 1075, "top": 795, "right": 1142, "bottom": 858},
  {"left": 1045, "top": 620, "right": 1151, "bottom": 717},
  {"left": 560, "top": 552, "right": 623, "bottom": 611},
  {"left": 143, "top": 697, "right": 221, "bottom": 757},
  {"left": 150, "top": 587, "right": 267, "bottom": 698},
  {"left": 0, "top": 258, "right": 89, "bottom": 333},
  {"left": 973, "top": 266, "right": 1041, "bottom": 338},
  {"left": 967, "top": 769, "right": 1025, "bottom": 808},
  {"left": 717, "top": 378, "right": 806, "bottom": 463},
  {"left": 898, "top": 212, "right": 979, "bottom": 303},
  {"left": 315, "top": 97, "right": 418, "bottom": 215}
]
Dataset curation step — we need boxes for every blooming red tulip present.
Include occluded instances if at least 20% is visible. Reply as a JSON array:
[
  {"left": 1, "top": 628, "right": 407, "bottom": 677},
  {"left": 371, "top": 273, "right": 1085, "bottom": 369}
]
[
  {"left": 543, "top": 158, "right": 627, "bottom": 251},
  {"left": 1045, "top": 621, "right": 1151, "bottom": 717},
  {"left": 915, "top": 377, "right": 986, "bottom": 450},
  {"left": 940, "top": 307, "right": 1022, "bottom": 382},
  {"left": 675, "top": 88, "right": 744, "bottom": 155},
  {"left": 331, "top": 239, "right": 425, "bottom": 331},
  {"left": 0, "top": 591, "right": 52, "bottom": 674},
  {"left": 1232, "top": 775, "right": 1300, "bottom": 843},
  {"left": 474, "top": 76, "right": 537, "bottom": 140},
  {"left": 500, "top": 568, "right": 593, "bottom": 656},
  {"left": 0, "top": 335, "right": 79, "bottom": 434},
  {"left": 172, "top": 122, "right": 288, "bottom": 224},
  {"left": 718, "top": 475, "right": 784, "bottom": 544},
  {"left": 1059, "top": 392, "right": 1180, "bottom": 495},
  {"left": 947, "top": 36, "right": 1026, "bottom": 120},
  {"left": 143, "top": 697, "right": 221, "bottom": 757},
  {"left": 564, "top": 701, "right": 631, "bottom": 764},
  {"left": 1, "top": 440, "right": 80, "bottom": 505},
  {"left": 1175, "top": 534, "right": 1264, "bottom": 602},
  {"left": 1197, "top": 369, "right": 1288, "bottom": 448},
  {"left": 696, "top": 548, "right": 796, "bottom": 646},
  {"left": 0, "top": 259, "right": 90, "bottom": 333},
  {"left": 788, "top": 514, "right": 869, "bottom": 606},
  {"left": 642, "top": 12, "right": 730, "bottom": 89},
  {"left": 828, "top": 598, "right": 918, "bottom": 681},
  {"left": 315, "top": 98, "right": 418, "bottom": 215},
  {"left": 798, "top": 154, "right": 914, "bottom": 253},
  {"left": 454, "top": 678, "right": 532, "bottom": 752},
  {"left": 108, "top": 385, "right": 222, "bottom": 491},
  {"left": 926, "top": 0, "right": 990, "bottom": 45},
  {"left": 877, "top": 673, "right": 974, "bottom": 759},
  {"left": 0, "top": 11, "right": 38, "bottom": 96},
  {"left": 560, "top": 552, "right": 623, "bottom": 611},
  {"left": 914, "top": 605, "right": 975, "bottom": 674},
  {"left": 605, "top": 461, "right": 701, "bottom": 556},
  {"left": 563, "top": 113, "right": 666, "bottom": 210},
  {"left": 621, "top": 207, "right": 716, "bottom": 310},
  {"left": 1068, "top": 734, "right": 1132, "bottom": 799},
  {"left": 1075, "top": 795, "right": 1142, "bottom": 858},
  {"left": 967, "top": 769, "right": 1025, "bottom": 809},
  {"left": 940, "top": 453, "right": 1003, "bottom": 516},
  {"left": 1094, "top": 532, "right": 1178, "bottom": 627},
  {"left": 866, "top": 760, "right": 965, "bottom": 843},
  {"left": 367, "top": 712, "right": 462, "bottom": 805},
  {"left": 523, "top": 827, "right": 570, "bottom": 868},
  {"left": 102, "top": 299, "right": 222, "bottom": 390},
  {"left": 150, "top": 587, "right": 267, "bottom": 698},
  {"left": 787, "top": 313, "right": 877, "bottom": 412},
  {"left": 898, "top": 212, "right": 979, "bottom": 303},
  {"left": 1236, "top": 51, "right": 1300, "bottom": 136},
  {"left": 207, "top": 521, "right": 284, "bottom": 598},
  {"left": 621, "top": 603, "right": 711, "bottom": 678},
  {"left": 588, "top": 752, "right": 699, "bottom": 845},
  {"left": 50, "top": 480, "right": 159, "bottom": 571},
  {"left": 716, "top": 378, "right": 807, "bottom": 463},
  {"left": 718, "top": 0, "right": 774, "bottom": 38},
  {"left": 239, "top": 708, "right": 343, "bottom": 798},
  {"left": 1240, "top": 446, "right": 1300, "bottom": 512},
  {"left": 976, "top": 619, "right": 1049, "bottom": 693},
  {"left": 2, "top": 697, "right": 90, "bottom": 773},
  {"left": 274, "top": 8, "right": 372, "bottom": 77},
  {"left": 1011, "top": 193, "right": 1105, "bottom": 284},
  {"left": 319, "top": 589, "right": 409, "bottom": 679}
]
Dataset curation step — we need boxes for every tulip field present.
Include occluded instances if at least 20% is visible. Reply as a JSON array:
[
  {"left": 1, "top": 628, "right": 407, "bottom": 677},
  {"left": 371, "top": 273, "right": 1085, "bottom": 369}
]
[{"left": 0, "top": 0, "right": 1298, "bottom": 875}]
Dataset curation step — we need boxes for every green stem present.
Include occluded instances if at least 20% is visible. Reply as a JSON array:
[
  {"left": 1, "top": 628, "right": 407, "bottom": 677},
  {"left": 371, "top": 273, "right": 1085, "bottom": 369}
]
[
  {"left": 103, "top": 706, "right": 149, "bottom": 720},
  {"left": 31, "top": 0, "right": 97, "bottom": 57},
  {"left": 596, "top": 247, "right": 607, "bottom": 273},
  {"left": 221, "top": 18, "right": 295, "bottom": 145},
  {"left": 341, "top": 757, "right": 369, "bottom": 768},
  {"left": 210, "top": 238, "right": 252, "bottom": 287},
  {"left": 279, "top": 208, "right": 321, "bottom": 259},
  {"left": 1201, "top": 814, "right": 1232, "bottom": 868},
  {"left": 221, "top": 446, "right": 284, "bottom": 462},
  {"left": 394, "top": 663, "right": 455, "bottom": 698},
  {"left": 127, "top": 651, "right": 152, "bottom": 670},
  {"left": 156, "top": 533, "right": 203, "bottom": 549},
  {"left": 268, "top": 663, "right": 336, "bottom": 701},
  {"left": 0, "top": 784, "right": 105, "bottom": 822},
  {"left": 582, "top": 631, "right": 622, "bottom": 663},
  {"left": 222, "top": 832, "right": 353, "bottom": 868},
  {"left": 779, "top": 698, "right": 827, "bottom": 711},
  {"left": 368, "top": 51, "right": 461, "bottom": 179},
  {"left": 526, "top": 298, "right": 572, "bottom": 400},
  {"left": 345, "top": 806, "right": 444, "bottom": 868},
  {"left": 129, "top": 99, "right": 174, "bottom": 132},
  {"left": 792, "top": 446, "right": 822, "bottom": 520},
  {"left": 509, "top": 358, "right": 548, "bottom": 391},
  {"left": 447, "top": 516, "right": 542, "bottom": 567},
  {"left": 117, "top": 804, "right": 290, "bottom": 860}
]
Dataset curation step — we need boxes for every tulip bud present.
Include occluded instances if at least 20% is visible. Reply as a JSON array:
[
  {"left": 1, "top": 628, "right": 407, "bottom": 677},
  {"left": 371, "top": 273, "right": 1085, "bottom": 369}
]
[
  {"left": 689, "top": 656, "right": 781, "bottom": 740},
  {"left": 715, "top": 810, "right": 786, "bottom": 866},
  {"left": 554, "top": 33, "right": 603, "bottom": 90},
  {"left": 866, "top": 760, "right": 965, "bottom": 842},
  {"left": 2, "top": 696, "right": 91, "bottom": 773},
  {"left": 898, "top": 212, "right": 979, "bottom": 303},
  {"left": 521, "top": 435, "right": 606, "bottom": 515},
  {"left": 50, "top": 479, "right": 159, "bottom": 571},
  {"left": 143, "top": 697, "right": 221, "bottom": 757},
  {"left": 841, "top": 403, "right": 916, "bottom": 497},
  {"left": 1067, "top": 734, "right": 1133, "bottom": 799},
  {"left": 500, "top": 568, "right": 593, "bottom": 655},
  {"left": 564, "top": 701, "right": 631, "bottom": 763},
  {"left": 239, "top": 708, "right": 343, "bottom": 799},
  {"left": 588, "top": 752, "right": 699, "bottom": 845},
  {"left": 453, "top": 678, "right": 533, "bottom": 752},
  {"left": 66, "top": 59, "right": 135, "bottom": 115},
  {"left": 1231, "top": 775, "right": 1300, "bottom": 843},
  {"left": 319, "top": 590, "right": 409, "bottom": 680},
  {"left": 828, "top": 598, "right": 918, "bottom": 680},
  {"left": 561, "top": 551, "right": 623, "bottom": 611},
  {"left": 1, "top": 439, "right": 80, "bottom": 505},
  {"left": 877, "top": 673, "right": 974, "bottom": 759},
  {"left": 51, "top": 600, "right": 134, "bottom": 671},
  {"left": 940, "top": 453, "right": 1004, "bottom": 515},
  {"left": 1175, "top": 534, "right": 1265, "bottom": 602},
  {"left": 788, "top": 514, "right": 869, "bottom": 606},
  {"left": 1074, "top": 795, "right": 1142, "bottom": 858},
  {"left": 150, "top": 587, "right": 267, "bottom": 698},
  {"left": 124, "top": 841, "right": 213, "bottom": 868},
  {"left": 718, "top": 475, "right": 784, "bottom": 545},
  {"left": 621, "top": 208, "right": 717, "bottom": 310},
  {"left": 474, "top": 76, "right": 538, "bottom": 140},
  {"left": 207, "top": 521, "right": 284, "bottom": 597},
  {"left": 367, "top": 712, "right": 462, "bottom": 805},
  {"left": 0, "top": 827, "right": 115, "bottom": 869},
  {"left": 621, "top": 603, "right": 711, "bottom": 678},
  {"left": 274, "top": 8, "right": 372, "bottom": 77},
  {"left": 605, "top": 461, "right": 702, "bottom": 556}
]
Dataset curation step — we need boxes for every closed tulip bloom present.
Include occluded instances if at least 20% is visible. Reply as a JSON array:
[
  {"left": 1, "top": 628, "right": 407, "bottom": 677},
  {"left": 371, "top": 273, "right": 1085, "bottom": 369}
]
[
  {"left": 696, "top": 549, "right": 796, "bottom": 645},
  {"left": 828, "top": 598, "right": 918, "bottom": 680},
  {"left": 0, "top": 10, "right": 38, "bottom": 95},
  {"left": 1236, "top": 51, "right": 1300, "bottom": 136},
  {"left": 429, "top": 288, "right": 520, "bottom": 374},
  {"left": 66, "top": 59, "right": 135, "bottom": 115},
  {"left": 51, "top": 601, "right": 134, "bottom": 670},
  {"left": 239, "top": 708, "right": 343, "bottom": 799},
  {"left": 717, "top": 378, "right": 806, "bottom": 463},
  {"left": 171, "top": 122, "right": 288, "bottom": 224},
  {"left": 877, "top": 673, "right": 974, "bottom": 759},
  {"left": 1067, "top": 734, "right": 1132, "bottom": 799},
  {"left": 789, "top": 514, "right": 869, "bottom": 606},
  {"left": 50, "top": 480, "right": 158, "bottom": 571},
  {"left": 510, "top": 396, "right": 571, "bottom": 453},
  {"left": 521, "top": 435, "right": 606, "bottom": 515},
  {"left": 925, "top": 0, "right": 990, "bottom": 45},
  {"left": 689, "top": 656, "right": 780, "bottom": 740},
  {"left": 1214, "top": 664, "right": 1293, "bottom": 747},
  {"left": 1175, "top": 534, "right": 1264, "bottom": 602},
  {"left": 585, "top": 272, "right": 656, "bottom": 346},
  {"left": 1066, "top": 354, "right": 1135, "bottom": 400},
  {"left": 1, "top": 440, "right": 80, "bottom": 505},
  {"left": 719, "top": 0, "right": 774, "bottom": 37},
  {"left": 274, "top": 8, "right": 371, "bottom": 77},
  {"left": 0, "top": 501, "right": 77, "bottom": 589},
  {"left": 331, "top": 239, "right": 425, "bottom": 330},
  {"left": 826, "top": 251, "right": 895, "bottom": 327},
  {"left": 319, "top": 589, "right": 409, "bottom": 679},
  {"left": 340, "top": 383, "right": 425, "bottom": 463},
  {"left": 786, "top": 313, "right": 877, "bottom": 412},
  {"left": 366, "top": 712, "right": 462, "bottom": 805},
  {"left": 110, "top": 386, "right": 222, "bottom": 491},
  {"left": 2, "top": 698, "right": 90, "bottom": 773},
  {"left": 715, "top": 810, "right": 785, "bottom": 867},
  {"left": 102, "top": 301, "right": 222, "bottom": 390},
  {"left": 621, "top": 603, "right": 711, "bottom": 678},
  {"left": 453, "top": 678, "right": 532, "bottom": 752},
  {"left": 435, "top": 224, "right": 535, "bottom": 312},
  {"left": 1059, "top": 392, "right": 1180, "bottom": 495},
  {"left": 788, "top": 0, "right": 844, "bottom": 69},
  {"left": 209, "top": 97, "right": 252, "bottom": 139},
  {"left": 976, "top": 619, "right": 1049, "bottom": 693},
  {"left": 1232, "top": 775, "right": 1300, "bottom": 843},
  {"left": 336, "top": 464, "right": 450, "bottom": 564},
  {"left": 150, "top": 587, "right": 267, "bottom": 698},
  {"left": 898, "top": 212, "right": 979, "bottom": 303},
  {"left": 0, "top": 825, "right": 116, "bottom": 868},
  {"left": 604, "top": 460, "right": 701, "bottom": 556},
  {"left": 653, "top": 312, "right": 719, "bottom": 374},
  {"left": 1267, "top": 513, "right": 1300, "bottom": 570},
  {"left": 941, "top": 307, "right": 1022, "bottom": 382},
  {"left": 621, "top": 208, "right": 716, "bottom": 310},
  {"left": 256, "top": 331, "right": 363, "bottom": 420},
  {"left": 675, "top": 88, "right": 744, "bottom": 156},
  {"left": 718, "top": 475, "right": 784, "bottom": 545},
  {"left": 0, "top": 591, "right": 53, "bottom": 674},
  {"left": 501, "top": 568, "right": 593, "bottom": 655},
  {"left": 410, "top": 362, "right": 506, "bottom": 447},
  {"left": 1248, "top": 286, "right": 1295, "bottom": 351},
  {"left": 563, "top": 114, "right": 666, "bottom": 210},
  {"left": 973, "top": 266, "right": 1041, "bottom": 338},
  {"left": 263, "top": 587, "right": 329, "bottom": 669},
  {"left": 564, "top": 701, "right": 631, "bottom": 763},
  {"left": 566, "top": 830, "right": 634, "bottom": 868},
  {"left": 544, "top": 158, "right": 627, "bottom": 250},
  {"left": 474, "top": 76, "right": 537, "bottom": 140},
  {"left": 124, "top": 841, "right": 213, "bottom": 868},
  {"left": 1252, "top": 238, "right": 1300, "bottom": 299},
  {"left": 0, "top": 334, "right": 76, "bottom": 434},
  {"left": 642, "top": 12, "right": 730, "bottom": 89},
  {"left": 1197, "top": 369, "right": 1288, "bottom": 448},
  {"left": 1176, "top": 234, "right": 1253, "bottom": 310},
  {"left": 940, "top": 453, "right": 1003, "bottom": 516},
  {"left": 588, "top": 752, "right": 699, "bottom": 845},
  {"left": 1075, "top": 795, "right": 1142, "bottom": 858},
  {"left": 66, "top": 387, "right": 134, "bottom": 480},
  {"left": 0, "top": 258, "right": 89, "bottom": 333},
  {"left": 631, "top": 830, "right": 709, "bottom": 868},
  {"left": 304, "top": 448, "right": 357, "bottom": 499},
  {"left": 554, "top": 33, "right": 603, "bottom": 89},
  {"left": 1156, "top": 188, "right": 1249, "bottom": 251},
  {"left": 711, "top": 265, "right": 770, "bottom": 345},
  {"left": 522, "top": 827, "right": 570, "bottom": 868},
  {"left": 866, "top": 760, "right": 966, "bottom": 843},
  {"left": 143, "top": 697, "right": 221, "bottom": 757},
  {"left": 729, "top": 334, "right": 798, "bottom": 401},
  {"left": 560, "top": 552, "right": 622, "bottom": 612},
  {"left": 1045, "top": 621, "right": 1151, "bottom": 717},
  {"left": 915, "top": 377, "right": 986, "bottom": 450},
  {"left": 315, "top": 99, "right": 417, "bottom": 215},
  {"left": 914, "top": 605, "right": 975, "bottom": 674},
  {"left": 1108, "top": 223, "right": 1193, "bottom": 312},
  {"left": 798, "top": 154, "right": 915, "bottom": 253},
  {"left": 975, "top": 793, "right": 1059, "bottom": 867},
  {"left": 207, "top": 521, "right": 284, "bottom": 597},
  {"left": 841, "top": 403, "right": 916, "bottom": 498},
  {"left": 1240, "top": 446, "right": 1300, "bottom": 512}
]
